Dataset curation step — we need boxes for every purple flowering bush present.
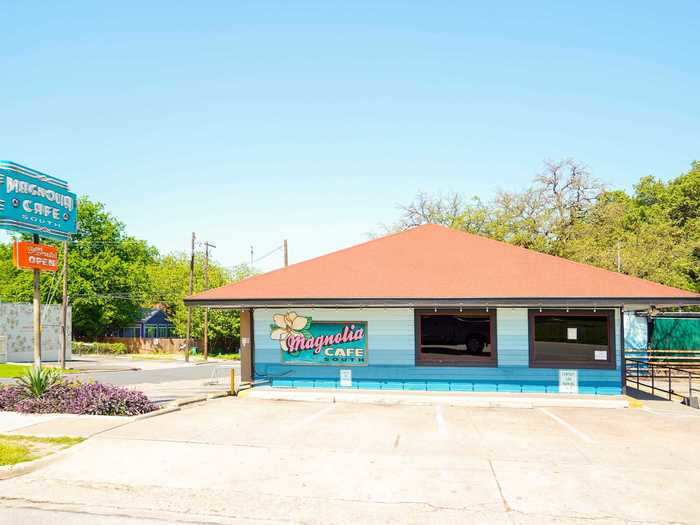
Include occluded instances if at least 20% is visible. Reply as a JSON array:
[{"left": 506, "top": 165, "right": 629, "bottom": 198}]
[{"left": 0, "top": 379, "right": 155, "bottom": 416}]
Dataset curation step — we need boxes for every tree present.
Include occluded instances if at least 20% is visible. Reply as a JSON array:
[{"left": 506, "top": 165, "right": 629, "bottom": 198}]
[
  {"left": 67, "top": 198, "right": 158, "bottom": 337},
  {"left": 147, "top": 253, "right": 254, "bottom": 352},
  {"left": 492, "top": 159, "right": 604, "bottom": 254}
]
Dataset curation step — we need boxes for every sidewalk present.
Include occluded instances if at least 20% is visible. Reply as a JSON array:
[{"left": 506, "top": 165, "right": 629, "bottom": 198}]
[
  {"left": 247, "top": 386, "right": 630, "bottom": 408},
  {"left": 0, "top": 411, "right": 129, "bottom": 437}
]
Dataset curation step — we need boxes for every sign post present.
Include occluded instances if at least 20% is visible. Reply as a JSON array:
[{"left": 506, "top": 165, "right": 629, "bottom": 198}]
[
  {"left": 1, "top": 161, "right": 77, "bottom": 368},
  {"left": 32, "top": 235, "right": 41, "bottom": 368}
]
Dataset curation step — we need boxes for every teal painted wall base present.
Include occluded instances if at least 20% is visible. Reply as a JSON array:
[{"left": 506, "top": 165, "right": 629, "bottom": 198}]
[{"left": 268, "top": 377, "right": 621, "bottom": 395}]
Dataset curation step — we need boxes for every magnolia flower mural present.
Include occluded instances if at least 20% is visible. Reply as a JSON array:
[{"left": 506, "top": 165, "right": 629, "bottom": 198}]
[{"left": 270, "top": 312, "right": 310, "bottom": 352}]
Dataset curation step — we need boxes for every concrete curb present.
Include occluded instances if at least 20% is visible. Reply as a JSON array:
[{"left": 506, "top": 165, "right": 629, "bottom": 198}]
[{"left": 247, "top": 389, "right": 630, "bottom": 409}]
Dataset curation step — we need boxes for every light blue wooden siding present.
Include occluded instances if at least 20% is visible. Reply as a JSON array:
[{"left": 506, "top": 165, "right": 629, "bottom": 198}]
[
  {"left": 253, "top": 307, "right": 622, "bottom": 392},
  {"left": 497, "top": 308, "right": 529, "bottom": 366}
]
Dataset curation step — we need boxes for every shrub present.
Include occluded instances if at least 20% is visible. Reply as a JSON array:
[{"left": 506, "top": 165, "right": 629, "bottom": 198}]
[
  {"left": 73, "top": 342, "right": 129, "bottom": 355},
  {"left": 17, "top": 367, "right": 62, "bottom": 398},
  {"left": 0, "top": 379, "right": 155, "bottom": 416}
]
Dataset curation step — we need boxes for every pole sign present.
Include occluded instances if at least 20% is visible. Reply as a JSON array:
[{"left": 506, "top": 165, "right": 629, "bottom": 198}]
[
  {"left": 13, "top": 241, "right": 59, "bottom": 272},
  {"left": 270, "top": 312, "right": 368, "bottom": 365},
  {"left": 0, "top": 161, "right": 77, "bottom": 240}
]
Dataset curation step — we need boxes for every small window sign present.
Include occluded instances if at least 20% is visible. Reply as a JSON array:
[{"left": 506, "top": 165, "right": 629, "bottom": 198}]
[
  {"left": 339, "top": 369, "right": 352, "bottom": 388},
  {"left": 594, "top": 350, "right": 608, "bottom": 361},
  {"left": 559, "top": 369, "right": 578, "bottom": 394},
  {"left": 567, "top": 327, "right": 578, "bottom": 340}
]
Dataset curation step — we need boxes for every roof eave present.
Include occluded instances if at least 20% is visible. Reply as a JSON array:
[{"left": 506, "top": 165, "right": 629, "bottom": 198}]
[{"left": 183, "top": 296, "right": 700, "bottom": 309}]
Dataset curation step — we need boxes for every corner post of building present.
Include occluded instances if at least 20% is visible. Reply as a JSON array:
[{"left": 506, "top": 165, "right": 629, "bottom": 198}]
[{"left": 239, "top": 308, "right": 254, "bottom": 384}]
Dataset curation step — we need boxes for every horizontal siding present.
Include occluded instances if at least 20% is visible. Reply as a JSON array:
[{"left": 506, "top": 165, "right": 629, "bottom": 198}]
[{"left": 496, "top": 308, "right": 529, "bottom": 366}]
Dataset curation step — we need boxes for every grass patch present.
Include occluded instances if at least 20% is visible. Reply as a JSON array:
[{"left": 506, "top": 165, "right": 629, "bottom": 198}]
[
  {"left": 0, "top": 434, "right": 83, "bottom": 466},
  {"left": 0, "top": 364, "right": 31, "bottom": 378},
  {"left": 0, "top": 364, "right": 81, "bottom": 378},
  {"left": 209, "top": 353, "right": 240, "bottom": 361}
]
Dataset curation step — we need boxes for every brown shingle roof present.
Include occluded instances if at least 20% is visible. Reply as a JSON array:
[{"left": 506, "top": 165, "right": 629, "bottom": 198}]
[{"left": 187, "top": 224, "right": 699, "bottom": 304}]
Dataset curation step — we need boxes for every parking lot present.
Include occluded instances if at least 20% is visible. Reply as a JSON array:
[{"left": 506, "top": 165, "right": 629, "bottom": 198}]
[{"left": 2, "top": 396, "right": 699, "bottom": 524}]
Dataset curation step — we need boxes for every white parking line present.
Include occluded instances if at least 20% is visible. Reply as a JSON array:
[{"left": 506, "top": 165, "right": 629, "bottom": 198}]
[
  {"left": 435, "top": 404, "right": 449, "bottom": 439},
  {"left": 286, "top": 404, "right": 336, "bottom": 432},
  {"left": 538, "top": 407, "right": 595, "bottom": 444}
]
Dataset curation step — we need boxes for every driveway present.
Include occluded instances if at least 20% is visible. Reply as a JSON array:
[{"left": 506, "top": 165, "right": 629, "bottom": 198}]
[
  {"left": 1, "top": 396, "right": 699, "bottom": 524},
  {"left": 1, "top": 358, "right": 240, "bottom": 404}
]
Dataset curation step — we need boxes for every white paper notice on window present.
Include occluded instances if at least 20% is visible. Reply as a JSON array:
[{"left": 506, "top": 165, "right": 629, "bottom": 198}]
[
  {"left": 339, "top": 369, "right": 352, "bottom": 388},
  {"left": 567, "top": 327, "right": 578, "bottom": 340},
  {"left": 594, "top": 350, "right": 608, "bottom": 361},
  {"left": 559, "top": 369, "right": 578, "bottom": 394}
]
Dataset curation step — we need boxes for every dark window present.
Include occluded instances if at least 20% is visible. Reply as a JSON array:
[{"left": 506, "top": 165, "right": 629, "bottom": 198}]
[
  {"left": 529, "top": 311, "right": 615, "bottom": 369},
  {"left": 416, "top": 310, "right": 497, "bottom": 366}
]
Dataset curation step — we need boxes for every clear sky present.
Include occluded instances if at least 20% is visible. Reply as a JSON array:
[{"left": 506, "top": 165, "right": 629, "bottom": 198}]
[{"left": 1, "top": 1, "right": 698, "bottom": 271}]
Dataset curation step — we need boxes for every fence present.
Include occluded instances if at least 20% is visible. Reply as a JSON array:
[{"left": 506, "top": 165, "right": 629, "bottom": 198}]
[{"left": 625, "top": 349, "right": 700, "bottom": 407}]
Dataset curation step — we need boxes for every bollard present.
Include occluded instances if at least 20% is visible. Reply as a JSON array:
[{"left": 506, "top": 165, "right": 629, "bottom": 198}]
[{"left": 230, "top": 368, "right": 237, "bottom": 396}]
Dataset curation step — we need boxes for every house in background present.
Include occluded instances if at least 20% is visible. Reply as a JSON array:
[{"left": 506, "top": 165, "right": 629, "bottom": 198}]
[{"left": 111, "top": 308, "right": 177, "bottom": 339}]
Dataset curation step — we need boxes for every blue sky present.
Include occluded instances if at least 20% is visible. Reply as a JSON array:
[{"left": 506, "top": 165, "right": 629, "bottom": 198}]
[{"left": 1, "top": 1, "right": 698, "bottom": 271}]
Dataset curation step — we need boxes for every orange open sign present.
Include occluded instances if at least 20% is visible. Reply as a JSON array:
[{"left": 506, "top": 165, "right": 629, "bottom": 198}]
[{"left": 13, "top": 241, "right": 59, "bottom": 272}]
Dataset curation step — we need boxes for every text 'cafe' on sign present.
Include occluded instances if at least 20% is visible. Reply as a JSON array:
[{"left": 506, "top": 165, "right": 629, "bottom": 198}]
[
  {"left": 13, "top": 241, "right": 59, "bottom": 272},
  {"left": 0, "top": 161, "right": 77, "bottom": 241},
  {"left": 271, "top": 312, "right": 368, "bottom": 365}
]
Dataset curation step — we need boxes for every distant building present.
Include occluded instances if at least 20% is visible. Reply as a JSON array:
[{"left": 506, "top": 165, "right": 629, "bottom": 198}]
[{"left": 111, "top": 308, "right": 176, "bottom": 339}]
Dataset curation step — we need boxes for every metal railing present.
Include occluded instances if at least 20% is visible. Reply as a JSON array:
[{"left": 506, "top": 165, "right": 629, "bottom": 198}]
[{"left": 626, "top": 357, "right": 700, "bottom": 404}]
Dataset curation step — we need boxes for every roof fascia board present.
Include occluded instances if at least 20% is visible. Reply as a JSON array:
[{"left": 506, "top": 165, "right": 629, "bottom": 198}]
[{"left": 183, "top": 297, "right": 700, "bottom": 308}]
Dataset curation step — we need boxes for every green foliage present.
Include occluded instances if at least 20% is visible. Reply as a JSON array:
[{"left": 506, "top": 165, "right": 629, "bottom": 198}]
[
  {"left": 72, "top": 342, "right": 129, "bottom": 355},
  {"left": 146, "top": 253, "right": 254, "bottom": 351},
  {"left": 17, "top": 367, "right": 62, "bottom": 398},
  {"left": 68, "top": 198, "right": 158, "bottom": 337}
]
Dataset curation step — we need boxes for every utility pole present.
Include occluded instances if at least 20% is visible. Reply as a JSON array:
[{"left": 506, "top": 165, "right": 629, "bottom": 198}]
[
  {"left": 59, "top": 240, "right": 69, "bottom": 370},
  {"left": 283, "top": 239, "right": 288, "bottom": 267},
  {"left": 616, "top": 240, "right": 622, "bottom": 272},
  {"left": 202, "top": 241, "right": 216, "bottom": 361},
  {"left": 250, "top": 245, "right": 254, "bottom": 266},
  {"left": 185, "top": 232, "right": 196, "bottom": 363},
  {"left": 32, "top": 234, "right": 41, "bottom": 369}
]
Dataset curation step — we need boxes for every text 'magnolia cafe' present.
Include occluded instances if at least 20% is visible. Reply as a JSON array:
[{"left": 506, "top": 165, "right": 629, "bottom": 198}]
[{"left": 185, "top": 225, "right": 700, "bottom": 395}]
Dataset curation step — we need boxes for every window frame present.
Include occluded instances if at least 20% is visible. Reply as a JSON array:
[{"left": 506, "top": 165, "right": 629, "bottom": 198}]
[
  {"left": 528, "top": 309, "right": 616, "bottom": 370},
  {"left": 414, "top": 309, "right": 498, "bottom": 367}
]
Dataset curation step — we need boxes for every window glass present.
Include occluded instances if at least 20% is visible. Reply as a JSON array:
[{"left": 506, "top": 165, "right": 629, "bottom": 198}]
[
  {"left": 417, "top": 311, "right": 496, "bottom": 366},
  {"left": 145, "top": 326, "right": 157, "bottom": 338},
  {"left": 531, "top": 312, "right": 613, "bottom": 368}
]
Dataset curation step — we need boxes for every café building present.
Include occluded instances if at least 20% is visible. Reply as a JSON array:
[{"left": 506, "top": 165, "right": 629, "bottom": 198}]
[{"left": 186, "top": 225, "right": 700, "bottom": 394}]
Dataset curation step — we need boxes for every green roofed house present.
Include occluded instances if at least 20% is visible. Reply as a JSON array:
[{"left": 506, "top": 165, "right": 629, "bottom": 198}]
[{"left": 185, "top": 225, "right": 700, "bottom": 395}]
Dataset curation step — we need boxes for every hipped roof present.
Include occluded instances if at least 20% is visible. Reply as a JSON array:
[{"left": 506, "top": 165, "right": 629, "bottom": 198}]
[{"left": 186, "top": 224, "right": 699, "bottom": 307}]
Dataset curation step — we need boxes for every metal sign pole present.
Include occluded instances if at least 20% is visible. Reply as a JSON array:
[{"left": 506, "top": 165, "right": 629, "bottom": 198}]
[{"left": 32, "top": 233, "right": 41, "bottom": 369}]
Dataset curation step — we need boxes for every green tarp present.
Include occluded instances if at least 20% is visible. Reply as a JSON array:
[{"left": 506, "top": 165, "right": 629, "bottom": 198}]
[{"left": 651, "top": 318, "right": 700, "bottom": 350}]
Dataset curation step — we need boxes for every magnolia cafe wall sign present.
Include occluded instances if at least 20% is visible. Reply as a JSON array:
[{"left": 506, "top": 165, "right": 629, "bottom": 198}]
[{"left": 270, "top": 312, "right": 368, "bottom": 365}]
